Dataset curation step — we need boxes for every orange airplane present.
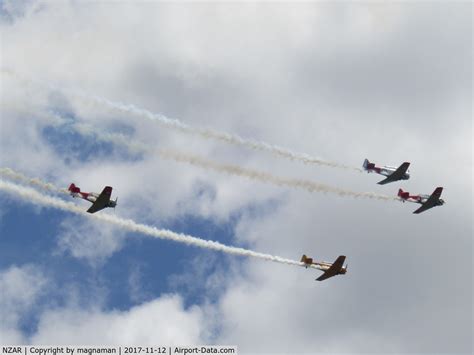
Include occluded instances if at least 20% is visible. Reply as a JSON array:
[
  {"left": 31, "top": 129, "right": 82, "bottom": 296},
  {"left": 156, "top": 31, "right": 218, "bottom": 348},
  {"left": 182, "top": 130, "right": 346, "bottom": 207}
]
[{"left": 301, "top": 254, "right": 347, "bottom": 281}]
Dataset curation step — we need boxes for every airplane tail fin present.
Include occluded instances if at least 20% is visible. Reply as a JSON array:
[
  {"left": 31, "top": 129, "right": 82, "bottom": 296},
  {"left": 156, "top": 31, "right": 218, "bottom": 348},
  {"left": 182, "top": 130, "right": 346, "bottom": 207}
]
[
  {"left": 398, "top": 188, "right": 409, "bottom": 200},
  {"left": 363, "top": 159, "right": 369, "bottom": 170},
  {"left": 300, "top": 254, "right": 313, "bottom": 268},
  {"left": 363, "top": 159, "right": 375, "bottom": 171},
  {"left": 68, "top": 183, "right": 80, "bottom": 194}
]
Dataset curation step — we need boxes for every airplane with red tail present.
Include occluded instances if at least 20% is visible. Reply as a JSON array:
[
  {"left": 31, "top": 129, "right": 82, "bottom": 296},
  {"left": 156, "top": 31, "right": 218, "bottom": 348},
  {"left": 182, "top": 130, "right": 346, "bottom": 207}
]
[
  {"left": 363, "top": 159, "right": 410, "bottom": 185},
  {"left": 398, "top": 187, "right": 445, "bottom": 214},
  {"left": 68, "top": 183, "right": 117, "bottom": 213},
  {"left": 301, "top": 254, "right": 347, "bottom": 281}
]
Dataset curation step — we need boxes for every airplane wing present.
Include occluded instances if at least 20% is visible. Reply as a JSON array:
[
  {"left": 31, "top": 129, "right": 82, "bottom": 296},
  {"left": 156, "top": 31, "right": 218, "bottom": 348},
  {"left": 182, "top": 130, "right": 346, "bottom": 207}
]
[
  {"left": 316, "top": 255, "right": 346, "bottom": 281},
  {"left": 377, "top": 162, "right": 410, "bottom": 185},
  {"left": 87, "top": 186, "right": 113, "bottom": 214},
  {"left": 413, "top": 187, "right": 443, "bottom": 214}
]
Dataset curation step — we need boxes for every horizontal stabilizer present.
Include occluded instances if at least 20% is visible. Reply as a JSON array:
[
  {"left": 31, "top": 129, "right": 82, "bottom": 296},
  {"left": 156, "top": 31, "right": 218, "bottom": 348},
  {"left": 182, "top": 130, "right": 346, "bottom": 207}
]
[
  {"left": 363, "top": 159, "right": 375, "bottom": 170},
  {"left": 68, "top": 183, "right": 80, "bottom": 193},
  {"left": 301, "top": 254, "right": 313, "bottom": 264}
]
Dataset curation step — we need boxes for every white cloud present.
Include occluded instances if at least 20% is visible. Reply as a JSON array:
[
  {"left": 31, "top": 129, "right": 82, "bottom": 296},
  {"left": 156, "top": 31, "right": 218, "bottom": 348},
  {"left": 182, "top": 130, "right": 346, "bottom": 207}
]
[
  {"left": 0, "top": 263, "right": 207, "bottom": 345},
  {"left": 1, "top": 1, "right": 471, "bottom": 352},
  {"left": 31, "top": 295, "right": 206, "bottom": 345},
  {"left": 55, "top": 216, "right": 126, "bottom": 266},
  {"left": 0, "top": 264, "right": 48, "bottom": 343}
]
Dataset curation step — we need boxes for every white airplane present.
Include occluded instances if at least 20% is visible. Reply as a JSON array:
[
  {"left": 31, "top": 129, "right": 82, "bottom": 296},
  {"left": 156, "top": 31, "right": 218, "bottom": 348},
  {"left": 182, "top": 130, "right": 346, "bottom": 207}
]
[
  {"left": 301, "top": 255, "right": 347, "bottom": 281},
  {"left": 363, "top": 159, "right": 410, "bottom": 185},
  {"left": 398, "top": 187, "right": 445, "bottom": 214},
  {"left": 68, "top": 183, "right": 117, "bottom": 213}
]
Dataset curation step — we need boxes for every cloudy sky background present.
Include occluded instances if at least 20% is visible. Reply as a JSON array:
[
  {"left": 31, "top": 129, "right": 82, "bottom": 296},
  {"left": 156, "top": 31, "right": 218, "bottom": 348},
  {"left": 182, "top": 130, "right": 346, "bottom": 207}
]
[{"left": 0, "top": 1, "right": 471, "bottom": 353}]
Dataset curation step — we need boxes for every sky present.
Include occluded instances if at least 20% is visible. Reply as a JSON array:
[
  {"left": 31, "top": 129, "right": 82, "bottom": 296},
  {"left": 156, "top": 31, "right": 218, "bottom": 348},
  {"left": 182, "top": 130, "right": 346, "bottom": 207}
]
[{"left": 0, "top": 1, "right": 472, "bottom": 354}]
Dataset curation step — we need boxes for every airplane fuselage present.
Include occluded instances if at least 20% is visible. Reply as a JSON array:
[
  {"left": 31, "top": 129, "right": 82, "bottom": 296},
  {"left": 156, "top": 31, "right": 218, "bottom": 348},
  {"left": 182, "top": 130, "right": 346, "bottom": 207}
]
[
  {"left": 402, "top": 194, "right": 444, "bottom": 206},
  {"left": 71, "top": 191, "right": 116, "bottom": 208},
  {"left": 314, "top": 261, "right": 333, "bottom": 270},
  {"left": 368, "top": 165, "right": 410, "bottom": 180},
  {"left": 314, "top": 261, "right": 347, "bottom": 274},
  {"left": 71, "top": 191, "right": 96, "bottom": 202},
  {"left": 304, "top": 260, "right": 347, "bottom": 274}
]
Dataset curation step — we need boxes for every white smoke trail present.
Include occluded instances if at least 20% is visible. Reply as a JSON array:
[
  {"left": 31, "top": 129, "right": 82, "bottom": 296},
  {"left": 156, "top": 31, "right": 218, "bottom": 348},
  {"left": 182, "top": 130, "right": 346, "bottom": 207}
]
[
  {"left": 157, "top": 150, "right": 396, "bottom": 201},
  {"left": 43, "top": 117, "right": 395, "bottom": 202},
  {"left": 2, "top": 68, "right": 361, "bottom": 172},
  {"left": 0, "top": 167, "right": 69, "bottom": 195},
  {"left": 87, "top": 95, "right": 362, "bottom": 171},
  {"left": 0, "top": 178, "right": 321, "bottom": 270}
]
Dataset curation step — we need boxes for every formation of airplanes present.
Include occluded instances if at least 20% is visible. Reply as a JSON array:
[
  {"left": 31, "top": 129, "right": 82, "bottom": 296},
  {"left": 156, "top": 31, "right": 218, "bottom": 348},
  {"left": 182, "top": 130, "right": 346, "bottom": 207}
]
[
  {"left": 68, "top": 158, "right": 445, "bottom": 282},
  {"left": 363, "top": 158, "right": 445, "bottom": 214}
]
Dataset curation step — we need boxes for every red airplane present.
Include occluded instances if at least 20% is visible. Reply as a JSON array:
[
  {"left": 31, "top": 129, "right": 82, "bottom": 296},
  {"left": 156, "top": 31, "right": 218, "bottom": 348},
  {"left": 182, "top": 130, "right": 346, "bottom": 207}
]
[
  {"left": 68, "top": 183, "right": 117, "bottom": 213},
  {"left": 301, "top": 254, "right": 347, "bottom": 281},
  {"left": 398, "top": 187, "right": 445, "bottom": 214}
]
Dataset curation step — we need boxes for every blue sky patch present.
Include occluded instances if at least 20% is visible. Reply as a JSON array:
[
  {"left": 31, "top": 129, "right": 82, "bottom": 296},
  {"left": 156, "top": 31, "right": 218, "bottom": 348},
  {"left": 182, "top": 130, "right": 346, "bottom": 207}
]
[{"left": 41, "top": 119, "right": 143, "bottom": 164}]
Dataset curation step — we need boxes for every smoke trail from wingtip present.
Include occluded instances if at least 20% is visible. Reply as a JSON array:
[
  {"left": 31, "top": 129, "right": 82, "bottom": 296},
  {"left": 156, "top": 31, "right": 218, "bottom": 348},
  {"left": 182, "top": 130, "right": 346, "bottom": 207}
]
[
  {"left": 0, "top": 168, "right": 69, "bottom": 195},
  {"left": 0, "top": 178, "right": 319, "bottom": 270}
]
